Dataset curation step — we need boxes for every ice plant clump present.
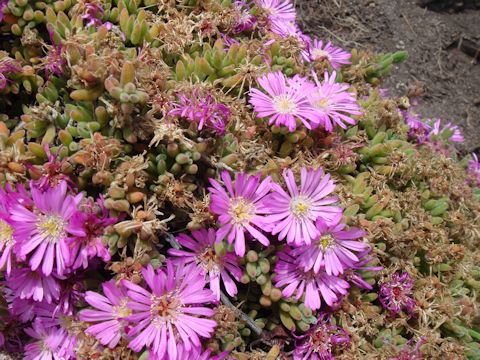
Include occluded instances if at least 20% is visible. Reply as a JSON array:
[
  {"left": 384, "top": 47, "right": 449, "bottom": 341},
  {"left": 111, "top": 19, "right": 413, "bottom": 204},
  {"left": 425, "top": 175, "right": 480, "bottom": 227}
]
[
  {"left": 122, "top": 262, "right": 217, "bottom": 359},
  {"left": 274, "top": 248, "right": 350, "bottom": 310},
  {"left": 379, "top": 272, "right": 416, "bottom": 316},
  {"left": 264, "top": 168, "right": 342, "bottom": 246},
  {"left": 292, "top": 215, "right": 369, "bottom": 275},
  {"left": 293, "top": 314, "right": 350, "bottom": 360},
  {"left": 309, "top": 71, "right": 362, "bottom": 132},
  {"left": 10, "top": 180, "right": 84, "bottom": 276},
  {"left": 168, "top": 228, "right": 242, "bottom": 300},
  {"left": 249, "top": 71, "right": 320, "bottom": 131},
  {"left": 208, "top": 171, "right": 272, "bottom": 256},
  {"left": 79, "top": 280, "right": 131, "bottom": 348}
]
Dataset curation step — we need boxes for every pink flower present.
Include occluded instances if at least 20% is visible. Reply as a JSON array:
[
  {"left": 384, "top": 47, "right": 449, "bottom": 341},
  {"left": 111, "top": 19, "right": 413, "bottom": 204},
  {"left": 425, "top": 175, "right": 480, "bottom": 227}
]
[
  {"left": 169, "top": 90, "right": 230, "bottom": 135},
  {"left": 274, "top": 248, "right": 349, "bottom": 310},
  {"left": 5, "top": 268, "right": 61, "bottom": 304},
  {"left": 10, "top": 181, "right": 84, "bottom": 276},
  {"left": 304, "top": 39, "right": 351, "bottom": 69},
  {"left": 429, "top": 119, "right": 464, "bottom": 143},
  {"left": 122, "top": 262, "right": 217, "bottom": 359},
  {"left": 79, "top": 280, "right": 131, "bottom": 348},
  {"left": 24, "top": 322, "right": 73, "bottom": 360},
  {"left": 258, "top": 0, "right": 296, "bottom": 23},
  {"left": 308, "top": 71, "right": 362, "bottom": 132},
  {"left": 168, "top": 228, "right": 242, "bottom": 300},
  {"left": 467, "top": 153, "right": 480, "bottom": 187},
  {"left": 264, "top": 168, "right": 342, "bottom": 246},
  {"left": 249, "top": 71, "right": 321, "bottom": 131},
  {"left": 208, "top": 171, "right": 272, "bottom": 256},
  {"left": 68, "top": 197, "right": 115, "bottom": 270},
  {"left": 292, "top": 215, "right": 368, "bottom": 276},
  {"left": 293, "top": 313, "right": 350, "bottom": 360}
]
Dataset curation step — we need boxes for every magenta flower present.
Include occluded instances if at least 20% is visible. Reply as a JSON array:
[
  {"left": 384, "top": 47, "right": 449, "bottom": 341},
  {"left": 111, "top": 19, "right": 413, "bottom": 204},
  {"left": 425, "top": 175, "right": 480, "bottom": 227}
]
[
  {"left": 10, "top": 180, "right": 84, "bottom": 276},
  {"left": 5, "top": 268, "right": 61, "bottom": 304},
  {"left": 305, "top": 39, "right": 351, "bottom": 69},
  {"left": 274, "top": 248, "right": 350, "bottom": 310},
  {"left": 82, "top": 2, "right": 105, "bottom": 28},
  {"left": 79, "top": 280, "right": 131, "bottom": 348},
  {"left": 467, "top": 153, "right": 480, "bottom": 187},
  {"left": 308, "top": 71, "right": 362, "bottom": 132},
  {"left": 0, "top": 0, "right": 8, "bottom": 22},
  {"left": 264, "top": 168, "right": 342, "bottom": 246},
  {"left": 292, "top": 215, "right": 368, "bottom": 276},
  {"left": 258, "top": 0, "right": 296, "bottom": 23},
  {"left": 402, "top": 110, "right": 431, "bottom": 144},
  {"left": 122, "top": 262, "right": 217, "bottom": 359},
  {"left": 379, "top": 272, "right": 416, "bottom": 316},
  {"left": 24, "top": 323, "right": 73, "bottom": 360},
  {"left": 233, "top": 1, "right": 256, "bottom": 33},
  {"left": 293, "top": 313, "right": 350, "bottom": 360},
  {"left": 68, "top": 197, "right": 115, "bottom": 270},
  {"left": 208, "top": 171, "right": 272, "bottom": 256},
  {"left": 249, "top": 71, "right": 321, "bottom": 131},
  {"left": 29, "top": 146, "right": 75, "bottom": 192},
  {"left": 168, "top": 228, "right": 241, "bottom": 300},
  {"left": 0, "top": 57, "right": 21, "bottom": 91},
  {"left": 169, "top": 90, "right": 230, "bottom": 135}
]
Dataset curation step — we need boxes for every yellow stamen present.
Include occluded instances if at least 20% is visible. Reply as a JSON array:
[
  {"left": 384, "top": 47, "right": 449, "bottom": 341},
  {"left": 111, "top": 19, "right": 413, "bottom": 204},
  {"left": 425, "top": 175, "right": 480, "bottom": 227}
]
[
  {"left": 273, "top": 95, "right": 297, "bottom": 115},
  {"left": 229, "top": 198, "right": 254, "bottom": 225},
  {"left": 37, "top": 214, "right": 66, "bottom": 243}
]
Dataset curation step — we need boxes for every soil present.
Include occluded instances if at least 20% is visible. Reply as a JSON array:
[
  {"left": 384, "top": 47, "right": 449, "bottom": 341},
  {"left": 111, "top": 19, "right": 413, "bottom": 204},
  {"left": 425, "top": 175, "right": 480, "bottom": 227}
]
[{"left": 296, "top": 0, "right": 480, "bottom": 153}]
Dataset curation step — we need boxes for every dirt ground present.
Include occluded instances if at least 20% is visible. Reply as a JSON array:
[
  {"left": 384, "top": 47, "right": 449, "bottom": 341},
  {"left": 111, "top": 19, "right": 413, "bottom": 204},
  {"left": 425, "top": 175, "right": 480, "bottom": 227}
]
[{"left": 296, "top": 0, "right": 480, "bottom": 153}]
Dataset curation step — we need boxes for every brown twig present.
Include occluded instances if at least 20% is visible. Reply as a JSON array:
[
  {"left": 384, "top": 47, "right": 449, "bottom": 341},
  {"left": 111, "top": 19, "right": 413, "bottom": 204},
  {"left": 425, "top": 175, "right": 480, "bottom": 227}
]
[{"left": 220, "top": 291, "right": 263, "bottom": 337}]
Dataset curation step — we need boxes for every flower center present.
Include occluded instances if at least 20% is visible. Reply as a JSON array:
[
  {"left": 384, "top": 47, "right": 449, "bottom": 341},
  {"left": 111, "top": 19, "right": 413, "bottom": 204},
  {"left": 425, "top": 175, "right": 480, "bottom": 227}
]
[
  {"left": 114, "top": 298, "right": 132, "bottom": 319},
  {"left": 290, "top": 196, "right": 311, "bottom": 218},
  {"left": 229, "top": 197, "right": 254, "bottom": 225},
  {"left": 0, "top": 219, "right": 14, "bottom": 245},
  {"left": 198, "top": 247, "right": 220, "bottom": 273},
  {"left": 37, "top": 214, "right": 67, "bottom": 243},
  {"left": 151, "top": 293, "right": 182, "bottom": 327},
  {"left": 273, "top": 94, "right": 298, "bottom": 115},
  {"left": 319, "top": 234, "right": 334, "bottom": 250},
  {"left": 313, "top": 97, "right": 330, "bottom": 110},
  {"left": 312, "top": 49, "right": 331, "bottom": 61},
  {"left": 392, "top": 286, "right": 403, "bottom": 299}
]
